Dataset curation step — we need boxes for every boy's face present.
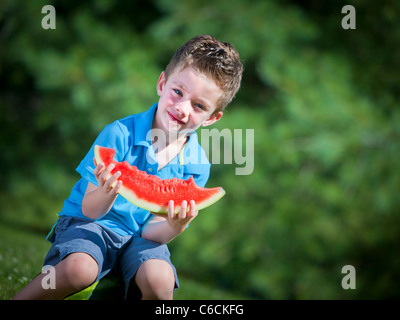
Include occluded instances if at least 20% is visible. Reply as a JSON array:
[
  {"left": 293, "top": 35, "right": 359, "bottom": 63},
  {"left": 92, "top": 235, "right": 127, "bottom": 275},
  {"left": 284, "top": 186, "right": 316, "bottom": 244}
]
[{"left": 154, "top": 66, "right": 223, "bottom": 135}]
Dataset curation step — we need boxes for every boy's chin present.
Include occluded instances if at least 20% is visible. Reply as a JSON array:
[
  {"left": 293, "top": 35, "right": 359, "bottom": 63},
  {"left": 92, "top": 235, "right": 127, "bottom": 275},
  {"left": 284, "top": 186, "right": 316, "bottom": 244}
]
[
  {"left": 168, "top": 128, "right": 193, "bottom": 135},
  {"left": 166, "top": 124, "right": 194, "bottom": 136}
]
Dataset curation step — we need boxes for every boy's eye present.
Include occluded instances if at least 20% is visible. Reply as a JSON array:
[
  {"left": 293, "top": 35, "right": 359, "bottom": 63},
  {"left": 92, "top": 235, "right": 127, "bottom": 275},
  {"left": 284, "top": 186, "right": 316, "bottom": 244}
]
[
  {"left": 195, "top": 103, "right": 205, "bottom": 110},
  {"left": 173, "top": 89, "right": 183, "bottom": 96}
]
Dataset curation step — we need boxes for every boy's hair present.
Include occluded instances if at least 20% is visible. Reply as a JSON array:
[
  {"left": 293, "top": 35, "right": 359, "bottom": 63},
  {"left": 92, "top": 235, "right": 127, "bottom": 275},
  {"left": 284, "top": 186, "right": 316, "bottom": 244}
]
[{"left": 165, "top": 34, "right": 243, "bottom": 112}]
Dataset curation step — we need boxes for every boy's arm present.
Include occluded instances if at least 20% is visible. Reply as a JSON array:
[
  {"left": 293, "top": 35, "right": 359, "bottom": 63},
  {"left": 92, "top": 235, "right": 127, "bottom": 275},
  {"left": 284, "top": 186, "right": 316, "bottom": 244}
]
[
  {"left": 82, "top": 161, "right": 122, "bottom": 220},
  {"left": 141, "top": 200, "right": 198, "bottom": 244}
]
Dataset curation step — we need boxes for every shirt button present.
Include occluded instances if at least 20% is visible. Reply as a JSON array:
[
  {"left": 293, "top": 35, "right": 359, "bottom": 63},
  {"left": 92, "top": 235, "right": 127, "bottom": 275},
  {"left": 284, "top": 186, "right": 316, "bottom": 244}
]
[{"left": 148, "top": 168, "right": 153, "bottom": 172}]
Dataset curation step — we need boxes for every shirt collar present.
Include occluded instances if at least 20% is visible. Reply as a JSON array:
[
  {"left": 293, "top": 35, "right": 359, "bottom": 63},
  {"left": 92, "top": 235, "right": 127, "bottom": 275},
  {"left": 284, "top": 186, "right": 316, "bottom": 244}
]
[{"left": 182, "top": 131, "right": 200, "bottom": 163}]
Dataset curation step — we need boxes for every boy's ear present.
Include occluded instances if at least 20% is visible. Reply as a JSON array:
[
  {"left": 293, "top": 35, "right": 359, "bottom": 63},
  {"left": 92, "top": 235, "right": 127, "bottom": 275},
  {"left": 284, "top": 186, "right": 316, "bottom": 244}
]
[
  {"left": 156, "top": 71, "right": 166, "bottom": 96},
  {"left": 202, "top": 111, "right": 223, "bottom": 127}
]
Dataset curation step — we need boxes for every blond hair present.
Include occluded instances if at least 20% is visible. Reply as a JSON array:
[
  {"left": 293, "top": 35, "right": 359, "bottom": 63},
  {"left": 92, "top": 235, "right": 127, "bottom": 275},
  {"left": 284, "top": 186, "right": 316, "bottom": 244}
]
[{"left": 165, "top": 34, "right": 243, "bottom": 112}]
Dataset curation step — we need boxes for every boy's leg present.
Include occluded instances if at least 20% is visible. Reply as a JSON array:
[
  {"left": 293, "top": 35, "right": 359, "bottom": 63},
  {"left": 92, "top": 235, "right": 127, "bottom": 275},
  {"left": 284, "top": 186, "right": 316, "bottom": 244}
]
[
  {"left": 120, "top": 237, "right": 179, "bottom": 300},
  {"left": 133, "top": 259, "right": 175, "bottom": 300},
  {"left": 13, "top": 252, "right": 98, "bottom": 300}
]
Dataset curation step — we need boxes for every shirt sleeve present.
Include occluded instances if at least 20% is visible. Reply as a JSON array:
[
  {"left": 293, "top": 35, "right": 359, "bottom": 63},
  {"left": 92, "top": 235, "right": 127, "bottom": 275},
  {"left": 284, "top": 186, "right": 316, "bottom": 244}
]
[{"left": 76, "top": 121, "right": 127, "bottom": 186}]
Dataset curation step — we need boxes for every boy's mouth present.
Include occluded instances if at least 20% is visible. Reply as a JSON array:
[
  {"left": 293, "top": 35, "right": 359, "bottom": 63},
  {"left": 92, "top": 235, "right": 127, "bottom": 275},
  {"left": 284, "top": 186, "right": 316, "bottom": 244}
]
[{"left": 168, "top": 111, "right": 185, "bottom": 125}]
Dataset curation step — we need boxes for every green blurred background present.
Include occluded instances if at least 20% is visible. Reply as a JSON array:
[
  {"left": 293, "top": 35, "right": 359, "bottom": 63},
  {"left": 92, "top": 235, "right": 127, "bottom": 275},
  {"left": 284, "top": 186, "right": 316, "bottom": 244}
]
[{"left": 1, "top": 0, "right": 399, "bottom": 299}]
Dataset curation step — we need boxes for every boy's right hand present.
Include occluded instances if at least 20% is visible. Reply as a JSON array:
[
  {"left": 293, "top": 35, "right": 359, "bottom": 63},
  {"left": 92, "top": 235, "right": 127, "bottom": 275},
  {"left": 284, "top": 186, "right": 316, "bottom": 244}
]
[
  {"left": 93, "top": 159, "right": 122, "bottom": 196},
  {"left": 82, "top": 160, "right": 123, "bottom": 220}
]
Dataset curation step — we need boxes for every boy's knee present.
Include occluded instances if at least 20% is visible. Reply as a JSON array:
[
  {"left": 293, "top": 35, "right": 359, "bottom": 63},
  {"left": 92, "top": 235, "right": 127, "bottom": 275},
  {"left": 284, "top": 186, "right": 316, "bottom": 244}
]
[
  {"left": 135, "top": 260, "right": 175, "bottom": 300},
  {"left": 62, "top": 253, "right": 98, "bottom": 291}
]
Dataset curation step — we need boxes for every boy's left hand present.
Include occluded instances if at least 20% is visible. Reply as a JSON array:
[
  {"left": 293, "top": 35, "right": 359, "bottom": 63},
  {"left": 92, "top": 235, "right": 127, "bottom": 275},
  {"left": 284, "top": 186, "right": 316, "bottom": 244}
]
[{"left": 152, "top": 200, "right": 198, "bottom": 234}]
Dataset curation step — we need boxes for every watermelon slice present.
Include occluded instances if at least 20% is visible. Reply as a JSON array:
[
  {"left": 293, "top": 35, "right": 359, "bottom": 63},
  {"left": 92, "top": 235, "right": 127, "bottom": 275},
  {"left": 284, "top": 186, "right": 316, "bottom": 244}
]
[{"left": 94, "top": 145, "right": 225, "bottom": 214}]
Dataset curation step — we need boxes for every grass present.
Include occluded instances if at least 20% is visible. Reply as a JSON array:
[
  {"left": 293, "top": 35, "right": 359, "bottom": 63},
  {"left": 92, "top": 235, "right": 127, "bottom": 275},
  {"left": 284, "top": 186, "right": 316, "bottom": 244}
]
[
  {"left": 0, "top": 223, "right": 246, "bottom": 300},
  {"left": 0, "top": 224, "right": 51, "bottom": 299}
]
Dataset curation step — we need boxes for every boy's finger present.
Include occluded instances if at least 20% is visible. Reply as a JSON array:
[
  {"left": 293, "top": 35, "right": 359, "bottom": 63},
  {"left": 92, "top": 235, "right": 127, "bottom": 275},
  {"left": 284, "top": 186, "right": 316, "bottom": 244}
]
[
  {"left": 189, "top": 200, "right": 197, "bottom": 218},
  {"left": 113, "top": 180, "right": 123, "bottom": 194},
  {"left": 105, "top": 163, "right": 115, "bottom": 174},
  {"left": 168, "top": 200, "right": 175, "bottom": 220},
  {"left": 105, "top": 171, "right": 121, "bottom": 191},
  {"left": 179, "top": 200, "right": 187, "bottom": 219},
  {"left": 93, "top": 162, "right": 104, "bottom": 176},
  {"left": 100, "top": 163, "right": 115, "bottom": 181}
]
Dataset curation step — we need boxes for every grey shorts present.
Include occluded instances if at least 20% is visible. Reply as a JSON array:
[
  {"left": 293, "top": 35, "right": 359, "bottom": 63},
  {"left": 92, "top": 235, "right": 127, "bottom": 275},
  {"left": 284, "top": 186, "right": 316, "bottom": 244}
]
[{"left": 44, "top": 215, "right": 179, "bottom": 298}]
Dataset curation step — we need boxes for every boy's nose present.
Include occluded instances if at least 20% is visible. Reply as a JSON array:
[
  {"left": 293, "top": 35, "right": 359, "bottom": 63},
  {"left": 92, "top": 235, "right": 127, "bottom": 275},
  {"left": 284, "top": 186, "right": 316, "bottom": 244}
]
[{"left": 176, "top": 100, "right": 191, "bottom": 118}]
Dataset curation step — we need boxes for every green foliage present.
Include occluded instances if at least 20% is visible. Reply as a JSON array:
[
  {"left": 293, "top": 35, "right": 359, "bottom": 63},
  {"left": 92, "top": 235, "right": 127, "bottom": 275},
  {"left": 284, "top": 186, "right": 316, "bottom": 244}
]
[
  {"left": 1, "top": 0, "right": 399, "bottom": 299},
  {"left": 0, "top": 224, "right": 50, "bottom": 299}
]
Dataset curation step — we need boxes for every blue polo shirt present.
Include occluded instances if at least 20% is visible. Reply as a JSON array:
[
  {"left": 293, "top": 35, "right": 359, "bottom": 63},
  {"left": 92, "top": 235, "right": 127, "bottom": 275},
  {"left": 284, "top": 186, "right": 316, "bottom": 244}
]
[{"left": 59, "top": 103, "right": 211, "bottom": 236}]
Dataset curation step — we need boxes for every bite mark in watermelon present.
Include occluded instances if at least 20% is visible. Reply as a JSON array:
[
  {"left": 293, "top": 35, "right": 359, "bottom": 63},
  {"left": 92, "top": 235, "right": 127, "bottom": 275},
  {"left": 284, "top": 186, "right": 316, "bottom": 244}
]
[{"left": 94, "top": 145, "right": 225, "bottom": 214}]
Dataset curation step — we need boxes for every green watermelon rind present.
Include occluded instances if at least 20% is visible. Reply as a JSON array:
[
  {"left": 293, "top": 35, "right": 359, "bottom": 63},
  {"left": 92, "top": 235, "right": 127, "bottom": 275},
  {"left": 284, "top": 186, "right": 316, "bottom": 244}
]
[
  {"left": 119, "top": 183, "right": 225, "bottom": 214},
  {"left": 94, "top": 145, "right": 225, "bottom": 214}
]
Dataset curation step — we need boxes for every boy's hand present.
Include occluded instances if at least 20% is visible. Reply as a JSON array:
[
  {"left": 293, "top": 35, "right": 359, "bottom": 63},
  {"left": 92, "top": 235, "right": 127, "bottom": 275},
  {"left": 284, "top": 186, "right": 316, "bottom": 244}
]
[
  {"left": 82, "top": 160, "right": 123, "bottom": 220},
  {"left": 168, "top": 199, "right": 198, "bottom": 233},
  {"left": 93, "top": 159, "right": 122, "bottom": 197},
  {"left": 142, "top": 200, "right": 198, "bottom": 243},
  {"left": 152, "top": 200, "right": 198, "bottom": 235}
]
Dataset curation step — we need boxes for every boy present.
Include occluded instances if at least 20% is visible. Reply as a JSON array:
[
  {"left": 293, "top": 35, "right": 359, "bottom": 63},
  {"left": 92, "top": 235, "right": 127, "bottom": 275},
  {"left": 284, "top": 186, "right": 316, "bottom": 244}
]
[{"left": 14, "top": 34, "right": 243, "bottom": 300}]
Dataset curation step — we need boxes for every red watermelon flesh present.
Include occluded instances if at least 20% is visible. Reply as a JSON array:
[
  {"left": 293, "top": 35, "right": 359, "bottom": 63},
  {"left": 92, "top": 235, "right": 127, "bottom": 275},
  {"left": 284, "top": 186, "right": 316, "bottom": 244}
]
[{"left": 94, "top": 145, "right": 225, "bottom": 214}]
